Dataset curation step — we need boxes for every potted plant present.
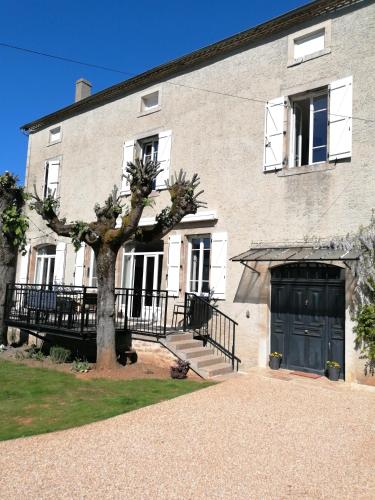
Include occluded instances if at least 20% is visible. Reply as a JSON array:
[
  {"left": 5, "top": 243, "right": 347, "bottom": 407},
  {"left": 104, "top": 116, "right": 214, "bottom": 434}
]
[
  {"left": 269, "top": 352, "right": 282, "bottom": 370},
  {"left": 170, "top": 359, "right": 190, "bottom": 379},
  {"left": 326, "top": 360, "right": 341, "bottom": 381}
]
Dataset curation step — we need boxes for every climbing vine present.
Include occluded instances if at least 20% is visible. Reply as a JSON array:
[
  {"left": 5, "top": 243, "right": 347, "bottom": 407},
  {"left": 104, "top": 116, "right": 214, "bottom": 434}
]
[{"left": 329, "top": 212, "right": 375, "bottom": 375}]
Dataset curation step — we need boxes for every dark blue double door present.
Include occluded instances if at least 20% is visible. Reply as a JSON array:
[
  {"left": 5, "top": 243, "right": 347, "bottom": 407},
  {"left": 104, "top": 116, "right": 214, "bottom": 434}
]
[{"left": 271, "top": 264, "right": 345, "bottom": 377}]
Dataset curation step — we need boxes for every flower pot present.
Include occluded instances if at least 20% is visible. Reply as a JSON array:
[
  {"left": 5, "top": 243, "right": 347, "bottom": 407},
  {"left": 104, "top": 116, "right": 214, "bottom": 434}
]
[
  {"left": 327, "top": 366, "right": 340, "bottom": 381},
  {"left": 269, "top": 356, "right": 281, "bottom": 370}
]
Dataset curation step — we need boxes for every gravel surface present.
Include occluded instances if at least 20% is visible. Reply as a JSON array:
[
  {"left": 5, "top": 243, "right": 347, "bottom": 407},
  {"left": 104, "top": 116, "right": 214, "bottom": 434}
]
[{"left": 0, "top": 370, "right": 374, "bottom": 499}]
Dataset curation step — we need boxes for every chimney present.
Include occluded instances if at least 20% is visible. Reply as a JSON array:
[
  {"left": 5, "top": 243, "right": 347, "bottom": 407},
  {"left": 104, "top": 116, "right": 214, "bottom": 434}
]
[{"left": 75, "top": 78, "right": 92, "bottom": 102}]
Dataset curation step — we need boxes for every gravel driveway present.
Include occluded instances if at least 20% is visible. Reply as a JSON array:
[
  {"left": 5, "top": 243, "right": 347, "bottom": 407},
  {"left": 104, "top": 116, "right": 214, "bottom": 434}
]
[{"left": 0, "top": 370, "right": 374, "bottom": 499}]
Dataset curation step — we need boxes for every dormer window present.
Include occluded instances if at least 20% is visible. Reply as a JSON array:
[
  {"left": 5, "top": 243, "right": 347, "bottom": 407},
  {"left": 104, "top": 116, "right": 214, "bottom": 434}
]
[{"left": 49, "top": 126, "right": 61, "bottom": 144}]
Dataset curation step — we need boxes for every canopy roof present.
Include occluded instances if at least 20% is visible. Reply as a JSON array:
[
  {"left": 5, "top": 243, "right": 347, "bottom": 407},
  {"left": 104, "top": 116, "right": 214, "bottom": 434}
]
[{"left": 231, "top": 246, "right": 361, "bottom": 262}]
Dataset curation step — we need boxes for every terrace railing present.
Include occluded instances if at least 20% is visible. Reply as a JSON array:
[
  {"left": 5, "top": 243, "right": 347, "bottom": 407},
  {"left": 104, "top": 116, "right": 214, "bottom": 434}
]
[{"left": 4, "top": 283, "right": 169, "bottom": 340}]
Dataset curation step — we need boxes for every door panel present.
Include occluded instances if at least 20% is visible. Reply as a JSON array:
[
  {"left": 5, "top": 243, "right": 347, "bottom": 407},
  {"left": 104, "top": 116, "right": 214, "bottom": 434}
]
[{"left": 271, "top": 264, "right": 345, "bottom": 378}]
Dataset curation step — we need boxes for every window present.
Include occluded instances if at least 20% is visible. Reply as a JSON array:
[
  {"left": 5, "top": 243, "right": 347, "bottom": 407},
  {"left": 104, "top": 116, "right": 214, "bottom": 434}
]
[
  {"left": 122, "top": 130, "right": 172, "bottom": 193},
  {"left": 49, "top": 126, "right": 61, "bottom": 144},
  {"left": 188, "top": 236, "right": 211, "bottom": 294},
  {"left": 88, "top": 250, "right": 97, "bottom": 287},
  {"left": 43, "top": 159, "right": 60, "bottom": 199},
  {"left": 141, "top": 91, "right": 159, "bottom": 112},
  {"left": 263, "top": 76, "right": 352, "bottom": 172},
  {"left": 35, "top": 245, "right": 56, "bottom": 285},
  {"left": 288, "top": 21, "right": 331, "bottom": 66},
  {"left": 290, "top": 91, "right": 328, "bottom": 167},
  {"left": 294, "top": 29, "right": 325, "bottom": 60},
  {"left": 139, "top": 136, "right": 158, "bottom": 164}
]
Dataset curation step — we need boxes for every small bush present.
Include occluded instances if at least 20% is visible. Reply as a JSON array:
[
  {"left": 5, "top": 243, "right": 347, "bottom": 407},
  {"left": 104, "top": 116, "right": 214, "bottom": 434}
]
[
  {"left": 71, "top": 359, "right": 91, "bottom": 373},
  {"left": 15, "top": 351, "right": 26, "bottom": 360},
  {"left": 50, "top": 346, "right": 71, "bottom": 364},
  {"left": 22, "top": 344, "right": 45, "bottom": 361}
]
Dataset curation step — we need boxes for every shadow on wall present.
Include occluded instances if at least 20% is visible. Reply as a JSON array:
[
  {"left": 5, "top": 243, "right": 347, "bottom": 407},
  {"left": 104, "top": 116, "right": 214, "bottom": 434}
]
[{"left": 233, "top": 262, "right": 269, "bottom": 304}]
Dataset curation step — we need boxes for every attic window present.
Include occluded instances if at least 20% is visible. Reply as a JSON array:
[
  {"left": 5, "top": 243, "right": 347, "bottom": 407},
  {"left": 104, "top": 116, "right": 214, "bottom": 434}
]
[
  {"left": 141, "top": 91, "right": 159, "bottom": 112},
  {"left": 49, "top": 126, "right": 61, "bottom": 144},
  {"left": 294, "top": 29, "right": 325, "bottom": 59}
]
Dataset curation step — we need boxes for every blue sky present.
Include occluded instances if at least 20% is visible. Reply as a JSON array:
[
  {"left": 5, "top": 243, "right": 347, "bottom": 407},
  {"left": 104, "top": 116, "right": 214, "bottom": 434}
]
[{"left": 0, "top": 0, "right": 308, "bottom": 183}]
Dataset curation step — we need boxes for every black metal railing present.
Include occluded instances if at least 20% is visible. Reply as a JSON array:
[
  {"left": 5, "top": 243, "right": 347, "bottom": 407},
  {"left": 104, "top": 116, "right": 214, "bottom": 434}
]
[
  {"left": 183, "top": 293, "right": 240, "bottom": 370},
  {"left": 4, "top": 283, "right": 169, "bottom": 340}
]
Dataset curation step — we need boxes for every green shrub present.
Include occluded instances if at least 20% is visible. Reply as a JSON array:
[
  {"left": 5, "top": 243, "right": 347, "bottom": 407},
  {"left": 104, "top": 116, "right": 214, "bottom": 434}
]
[
  {"left": 50, "top": 346, "right": 71, "bottom": 364},
  {"left": 354, "top": 303, "right": 375, "bottom": 376},
  {"left": 71, "top": 359, "right": 91, "bottom": 373}
]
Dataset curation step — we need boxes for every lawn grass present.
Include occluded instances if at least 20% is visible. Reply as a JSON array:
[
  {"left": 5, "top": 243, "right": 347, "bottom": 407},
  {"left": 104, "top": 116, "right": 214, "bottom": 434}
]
[{"left": 0, "top": 360, "right": 212, "bottom": 441}]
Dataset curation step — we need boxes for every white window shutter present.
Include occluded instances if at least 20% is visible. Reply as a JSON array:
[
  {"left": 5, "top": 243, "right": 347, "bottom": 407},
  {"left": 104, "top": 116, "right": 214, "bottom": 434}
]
[
  {"left": 329, "top": 76, "right": 352, "bottom": 161},
  {"left": 74, "top": 242, "right": 85, "bottom": 286},
  {"left": 46, "top": 160, "right": 60, "bottom": 198},
  {"left": 167, "top": 233, "right": 181, "bottom": 297},
  {"left": 264, "top": 97, "right": 285, "bottom": 171},
  {"left": 210, "top": 232, "right": 227, "bottom": 299},
  {"left": 156, "top": 130, "right": 172, "bottom": 189},
  {"left": 18, "top": 244, "right": 31, "bottom": 283},
  {"left": 53, "top": 242, "right": 66, "bottom": 285},
  {"left": 122, "top": 140, "right": 135, "bottom": 194}
]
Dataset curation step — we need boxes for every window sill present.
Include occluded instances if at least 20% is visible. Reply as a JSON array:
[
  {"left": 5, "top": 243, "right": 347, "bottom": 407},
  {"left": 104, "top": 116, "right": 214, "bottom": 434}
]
[
  {"left": 47, "top": 139, "right": 62, "bottom": 147},
  {"left": 137, "top": 106, "right": 161, "bottom": 118},
  {"left": 277, "top": 162, "right": 336, "bottom": 177},
  {"left": 287, "top": 48, "right": 331, "bottom": 67}
]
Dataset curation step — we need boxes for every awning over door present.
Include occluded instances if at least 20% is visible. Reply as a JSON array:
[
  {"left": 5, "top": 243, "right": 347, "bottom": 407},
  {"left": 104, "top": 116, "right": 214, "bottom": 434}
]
[{"left": 231, "top": 246, "right": 361, "bottom": 263}]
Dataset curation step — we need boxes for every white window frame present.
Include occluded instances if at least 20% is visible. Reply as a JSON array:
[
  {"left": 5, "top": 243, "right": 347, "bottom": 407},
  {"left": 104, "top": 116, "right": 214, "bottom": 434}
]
[
  {"left": 186, "top": 235, "right": 211, "bottom": 296},
  {"left": 48, "top": 126, "right": 62, "bottom": 145},
  {"left": 88, "top": 250, "right": 97, "bottom": 287},
  {"left": 34, "top": 245, "right": 56, "bottom": 285},
  {"left": 139, "top": 136, "right": 159, "bottom": 164},
  {"left": 288, "top": 89, "right": 328, "bottom": 168}
]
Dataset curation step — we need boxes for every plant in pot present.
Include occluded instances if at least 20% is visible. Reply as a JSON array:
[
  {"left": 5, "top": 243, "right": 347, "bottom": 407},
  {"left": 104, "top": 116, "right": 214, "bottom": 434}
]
[
  {"left": 170, "top": 359, "right": 190, "bottom": 379},
  {"left": 269, "top": 352, "right": 282, "bottom": 370},
  {"left": 326, "top": 360, "right": 341, "bottom": 381}
]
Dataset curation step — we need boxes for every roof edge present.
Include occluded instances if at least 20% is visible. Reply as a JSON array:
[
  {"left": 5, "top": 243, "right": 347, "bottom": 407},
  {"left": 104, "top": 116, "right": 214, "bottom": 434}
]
[{"left": 21, "top": 0, "right": 364, "bottom": 132}]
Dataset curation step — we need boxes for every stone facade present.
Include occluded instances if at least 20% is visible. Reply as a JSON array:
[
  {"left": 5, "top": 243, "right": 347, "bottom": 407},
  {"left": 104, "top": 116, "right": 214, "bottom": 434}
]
[{"left": 18, "top": 1, "right": 375, "bottom": 384}]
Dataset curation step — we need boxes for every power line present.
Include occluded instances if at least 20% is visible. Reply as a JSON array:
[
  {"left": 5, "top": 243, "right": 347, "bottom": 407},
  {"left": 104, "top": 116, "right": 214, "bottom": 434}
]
[
  {"left": 2, "top": 41, "right": 374, "bottom": 123},
  {"left": 0, "top": 42, "right": 133, "bottom": 76}
]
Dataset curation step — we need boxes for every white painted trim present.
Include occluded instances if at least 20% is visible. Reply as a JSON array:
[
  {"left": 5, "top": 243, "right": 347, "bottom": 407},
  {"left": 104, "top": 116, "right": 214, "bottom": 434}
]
[{"left": 116, "top": 210, "right": 217, "bottom": 229}]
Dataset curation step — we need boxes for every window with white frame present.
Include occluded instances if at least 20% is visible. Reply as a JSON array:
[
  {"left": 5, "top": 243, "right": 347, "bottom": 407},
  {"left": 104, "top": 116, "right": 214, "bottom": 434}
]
[
  {"left": 43, "top": 159, "right": 60, "bottom": 199},
  {"left": 188, "top": 236, "right": 211, "bottom": 294},
  {"left": 49, "top": 126, "right": 61, "bottom": 144},
  {"left": 141, "top": 91, "right": 159, "bottom": 112},
  {"left": 122, "top": 130, "right": 172, "bottom": 193},
  {"left": 290, "top": 90, "right": 328, "bottom": 167},
  {"left": 263, "top": 76, "right": 353, "bottom": 172},
  {"left": 35, "top": 245, "right": 56, "bottom": 285},
  {"left": 88, "top": 250, "right": 97, "bottom": 287}
]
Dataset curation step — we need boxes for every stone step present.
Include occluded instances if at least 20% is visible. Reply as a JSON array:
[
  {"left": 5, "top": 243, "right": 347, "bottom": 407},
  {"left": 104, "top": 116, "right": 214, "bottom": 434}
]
[
  {"left": 200, "top": 362, "right": 233, "bottom": 378},
  {"left": 166, "top": 332, "right": 193, "bottom": 343},
  {"left": 171, "top": 339, "right": 202, "bottom": 350},
  {"left": 178, "top": 346, "right": 214, "bottom": 359},
  {"left": 192, "top": 354, "right": 225, "bottom": 368}
]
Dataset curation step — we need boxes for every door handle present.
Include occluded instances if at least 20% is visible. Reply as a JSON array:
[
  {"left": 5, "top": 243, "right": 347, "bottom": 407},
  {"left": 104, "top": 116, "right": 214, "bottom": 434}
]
[{"left": 304, "top": 329, "right": 309, "bottom": 334}]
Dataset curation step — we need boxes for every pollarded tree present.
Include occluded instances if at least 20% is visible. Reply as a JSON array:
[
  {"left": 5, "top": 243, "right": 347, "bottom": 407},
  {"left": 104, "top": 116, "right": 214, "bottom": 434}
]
[
  {"left": 31, "top": 160, "right": 205, "bottom": 370},
  {"left": 0, "top": 172, "right": 29, "bottom": 345}
]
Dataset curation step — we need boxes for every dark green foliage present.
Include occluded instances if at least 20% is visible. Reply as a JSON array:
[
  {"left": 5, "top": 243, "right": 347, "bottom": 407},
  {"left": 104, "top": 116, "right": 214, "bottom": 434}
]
[
  {"left": 353, "top": 304, "right": 375, "bottom": 375},
  {"left": 0, "top": 172, "right": 28, "bottom": 253}
]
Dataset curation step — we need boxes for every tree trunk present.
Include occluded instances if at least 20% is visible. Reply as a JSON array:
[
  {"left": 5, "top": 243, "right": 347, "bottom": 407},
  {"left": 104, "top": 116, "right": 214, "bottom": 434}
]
[
  {"left": 95, "top": 244, "right": 119, "bottom": 370},
  {"left": 0, "top": 248, "right": 17, "bottom": 345}
]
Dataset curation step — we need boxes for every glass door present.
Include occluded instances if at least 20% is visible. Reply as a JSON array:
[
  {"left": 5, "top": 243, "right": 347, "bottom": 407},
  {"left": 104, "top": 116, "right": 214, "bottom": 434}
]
[{"left": 122, "top": 249, "right": 163, "bottom": 320}]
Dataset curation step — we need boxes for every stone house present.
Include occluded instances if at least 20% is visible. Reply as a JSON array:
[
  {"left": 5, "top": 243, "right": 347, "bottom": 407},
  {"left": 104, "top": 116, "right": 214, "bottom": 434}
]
[{"left": 17, "top": 0, "right": 375, "bottom": 384}]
